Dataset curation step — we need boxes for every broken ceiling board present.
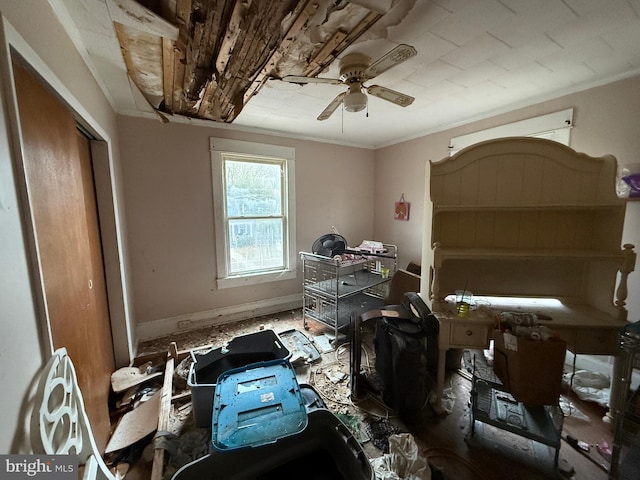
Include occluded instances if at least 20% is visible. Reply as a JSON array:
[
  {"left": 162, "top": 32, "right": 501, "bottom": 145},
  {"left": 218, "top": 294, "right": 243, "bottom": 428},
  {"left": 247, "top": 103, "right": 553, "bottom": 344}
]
[
  {"left": 114, "top": 22, "right": 165, "bottom": 107},
  {"left": 151, "top": 351, "right": 175, "bottom": 480},
  {"left": 210, "top": 4, "right": 279, "bottom": 120},
  {"left": 109, "top": 0, "right": 391, "bottom": 123},
  {"left": 303, "top": 9, "right": 383, "bottom": 77},
  {"left": 347, "top": 0, "right": 393, "bottom": 14},
  {"left": 105, "top": 391, "right": 161, "bottom": 453},
  {"left": 196, "top": 76, "right": 220, "bottom": 118},
  {"left": 171, "top": 44, "right": 187, "bottom": 113},
  {"left": 107, "top": 0, "right": 179, "bottom": 39},
  {"left": 215, "top": 0, "right": 248, "bottom": 76},
  {"left": 306, "top": 29, "right": 349, "bottom": 75},
  {"left": 111, "top": 364, "right": 163, "bottom": 392},
  {"left": 243, "top": 0, "right": 322, "bottom": 104},
  {"left": 159, "top": 0, "right": 178, "bottom": 21},
  {"left": 167, "top": 0, "right": 191, "bottom": 113},
  {"left": 181, "top": 0, "right": 229, "bottom": 106},
  {"left": 199, "top": 0, "right": 303, "bottom": 122},
  {"left": 175, "top": 0, "right": 192, "bottom": 47},
  {"left": 161, "top": 37, "right": 176, "bottom": 112}
]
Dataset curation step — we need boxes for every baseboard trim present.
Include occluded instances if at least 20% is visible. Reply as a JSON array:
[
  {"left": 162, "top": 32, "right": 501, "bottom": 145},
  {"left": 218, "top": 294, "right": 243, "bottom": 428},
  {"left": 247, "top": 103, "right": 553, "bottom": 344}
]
[{"left": 136, "top": 294, "right": 303, "bottom": 342}]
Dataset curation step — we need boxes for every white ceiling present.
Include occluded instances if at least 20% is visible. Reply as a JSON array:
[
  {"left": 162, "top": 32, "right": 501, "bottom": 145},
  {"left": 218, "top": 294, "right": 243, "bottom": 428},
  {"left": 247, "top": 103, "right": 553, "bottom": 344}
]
[{"left": 52, "top": 0, "right": 640, "bottom": 149}]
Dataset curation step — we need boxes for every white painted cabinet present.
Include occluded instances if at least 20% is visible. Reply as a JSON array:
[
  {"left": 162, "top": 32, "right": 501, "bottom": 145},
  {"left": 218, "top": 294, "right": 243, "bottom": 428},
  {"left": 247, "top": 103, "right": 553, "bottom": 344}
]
[{"left": 423, "top": 137, "right": 634, "bottom": 323}]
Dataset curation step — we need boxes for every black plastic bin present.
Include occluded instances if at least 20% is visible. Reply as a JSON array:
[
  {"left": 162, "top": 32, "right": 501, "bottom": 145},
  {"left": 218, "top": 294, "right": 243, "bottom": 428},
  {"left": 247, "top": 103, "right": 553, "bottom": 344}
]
[
  {"left": 187, "top": 329, "right": 290, "bottom": 427},
  {"left": 171, "top": 409, "right": 374, "bottom": 480}
]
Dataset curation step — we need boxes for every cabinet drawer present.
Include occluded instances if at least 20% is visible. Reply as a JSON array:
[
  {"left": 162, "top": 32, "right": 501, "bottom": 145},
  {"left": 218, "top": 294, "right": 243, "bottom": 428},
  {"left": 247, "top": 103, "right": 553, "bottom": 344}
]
[
  {"left": 450, "top": 324, "right": 489, "bottom": 347},
  {"left": 548, "top": 328, "right": 576, "bottom": 349},
  {"left": 575, "top": 329, "right": 619, "bottom": 355}
]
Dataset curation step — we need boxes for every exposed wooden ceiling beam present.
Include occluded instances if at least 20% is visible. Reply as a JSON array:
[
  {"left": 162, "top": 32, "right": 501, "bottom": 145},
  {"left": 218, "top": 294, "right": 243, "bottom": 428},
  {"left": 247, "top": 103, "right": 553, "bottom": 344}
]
[
  {"left": 305, "top": 29, "right": 348, "bottom": 75},
  {"left": 242, "top": 0, "right": 320, "bottom": 106},
  {"left": 304, "top": 10, "right": 382, "bottom": 78},
  {"left": 203, "top": 1, "right": 302, "bottom": 122},
  {"left": 108, "top": 0, "right": 178, "bottom": 40},
  {"left": 161, "top": 37, "right": 175, "bottom": 112},
  {"left": 115, "top": 0, "right": 386, "bottom": 124}
]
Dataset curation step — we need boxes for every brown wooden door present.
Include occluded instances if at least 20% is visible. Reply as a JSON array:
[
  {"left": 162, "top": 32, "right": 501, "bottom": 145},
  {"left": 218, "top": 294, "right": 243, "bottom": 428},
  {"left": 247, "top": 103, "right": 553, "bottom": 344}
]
[{"left": 12, "top": 58, "right": 115, "bottom": 451}]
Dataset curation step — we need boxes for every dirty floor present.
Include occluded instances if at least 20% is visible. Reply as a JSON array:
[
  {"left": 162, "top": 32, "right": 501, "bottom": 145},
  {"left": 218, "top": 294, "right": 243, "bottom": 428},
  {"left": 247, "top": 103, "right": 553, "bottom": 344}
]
[{"left": 136, "top": 309, "right": 613, "bottom": 480}]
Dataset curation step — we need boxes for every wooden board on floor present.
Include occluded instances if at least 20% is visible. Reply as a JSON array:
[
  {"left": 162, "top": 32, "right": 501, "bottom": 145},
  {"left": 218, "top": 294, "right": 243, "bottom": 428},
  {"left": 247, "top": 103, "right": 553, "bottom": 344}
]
[{"left": 106, "top": 392, "right": 161, "bottom": 453}]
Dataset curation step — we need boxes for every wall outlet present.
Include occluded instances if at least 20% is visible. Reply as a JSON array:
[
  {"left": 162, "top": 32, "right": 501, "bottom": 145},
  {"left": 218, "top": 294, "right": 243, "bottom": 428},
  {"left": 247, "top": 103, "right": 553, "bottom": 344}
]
[{"left": 177, "top": 319, "right": 191, "bottom": 329}]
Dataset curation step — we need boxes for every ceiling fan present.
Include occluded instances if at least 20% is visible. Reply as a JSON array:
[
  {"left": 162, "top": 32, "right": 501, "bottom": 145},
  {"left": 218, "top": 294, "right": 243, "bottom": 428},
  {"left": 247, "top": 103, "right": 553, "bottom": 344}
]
[{"left": 281, "top": 44, "right": 417, "bottom": 121}]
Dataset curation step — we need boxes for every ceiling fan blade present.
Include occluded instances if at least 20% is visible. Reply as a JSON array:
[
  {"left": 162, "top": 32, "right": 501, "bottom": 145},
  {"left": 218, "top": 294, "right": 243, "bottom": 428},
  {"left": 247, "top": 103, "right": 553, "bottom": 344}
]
[
  {"left": 366, "top": 85, "right": 414, "bottom": 107},
  {"left": 318, "top": 92, "right": 346, "bottom": 121},
  {"left": 282, "top": 75, "right": 342, "bottom": 86},
  {"left": 363, "top": 44, "right": 417, "bottom": 80}
]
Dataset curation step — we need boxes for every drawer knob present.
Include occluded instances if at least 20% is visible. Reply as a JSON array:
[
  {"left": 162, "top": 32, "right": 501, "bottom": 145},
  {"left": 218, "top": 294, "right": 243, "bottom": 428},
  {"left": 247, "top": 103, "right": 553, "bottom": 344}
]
[{"left": 466, "top": 330, "right": 473, "bottom": 336}]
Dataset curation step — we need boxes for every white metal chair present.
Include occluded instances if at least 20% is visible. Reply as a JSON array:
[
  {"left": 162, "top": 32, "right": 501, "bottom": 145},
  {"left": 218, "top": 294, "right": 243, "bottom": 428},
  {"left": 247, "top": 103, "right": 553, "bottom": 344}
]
[{"left": 30, "top": 347, "right": 115, "bottom": 480}]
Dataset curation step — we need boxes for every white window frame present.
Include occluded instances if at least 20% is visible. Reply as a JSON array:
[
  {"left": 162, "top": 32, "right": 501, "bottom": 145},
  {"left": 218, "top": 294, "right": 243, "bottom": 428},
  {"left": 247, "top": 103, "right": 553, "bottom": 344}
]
[
  {"left": 210, "top": 138, "right": 296, "bottom": 289},
  {"left": 448, "top": 108, "right": 574, "bottom": 155}
]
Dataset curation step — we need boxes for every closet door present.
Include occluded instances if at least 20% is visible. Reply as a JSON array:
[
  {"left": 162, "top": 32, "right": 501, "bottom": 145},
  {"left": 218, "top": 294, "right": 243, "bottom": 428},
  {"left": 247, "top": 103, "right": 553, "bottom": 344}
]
[{"left": 12, "top": 58, "right": 115, "bottom": 451}]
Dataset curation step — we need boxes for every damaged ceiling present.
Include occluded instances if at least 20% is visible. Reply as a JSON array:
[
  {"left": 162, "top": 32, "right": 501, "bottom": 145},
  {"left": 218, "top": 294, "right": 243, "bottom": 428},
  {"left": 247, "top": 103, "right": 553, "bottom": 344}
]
[
  {"left": 53, "top": 0, "right": 640, "bottom": 148},
  {"left": 110, "top": 0, "right": 394, "bottom": 123}
]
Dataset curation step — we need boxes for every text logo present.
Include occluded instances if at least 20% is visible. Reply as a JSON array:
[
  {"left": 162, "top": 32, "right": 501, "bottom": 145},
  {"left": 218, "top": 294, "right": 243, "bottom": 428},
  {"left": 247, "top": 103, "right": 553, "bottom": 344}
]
[{"left": 1, "top": 455, "right": 77, "bottom": 479}]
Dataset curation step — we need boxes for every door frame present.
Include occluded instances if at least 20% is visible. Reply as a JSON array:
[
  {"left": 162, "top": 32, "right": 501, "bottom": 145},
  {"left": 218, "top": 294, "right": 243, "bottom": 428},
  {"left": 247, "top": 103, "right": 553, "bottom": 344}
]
[{"left": 0, "top": 15, "right": 134, "bottom": 367}]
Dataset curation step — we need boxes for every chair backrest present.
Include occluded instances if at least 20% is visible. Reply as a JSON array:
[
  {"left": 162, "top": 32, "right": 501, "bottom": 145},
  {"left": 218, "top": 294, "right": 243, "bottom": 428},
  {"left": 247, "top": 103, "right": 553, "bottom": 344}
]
[
  {"left": 30, "top": 347, "right": 114, "bottom": 480},
  {"left": 384, "top": 269, "right": 420, "bottom": 306}
]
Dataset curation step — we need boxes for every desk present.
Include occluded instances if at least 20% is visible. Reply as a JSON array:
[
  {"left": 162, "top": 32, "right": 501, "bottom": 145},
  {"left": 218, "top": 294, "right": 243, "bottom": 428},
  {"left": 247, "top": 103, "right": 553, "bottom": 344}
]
[
  {"left": 431, "top": 298, "right": 627, "bottom": 419},
  {"left": 431, "top": 301, "right": 495, "bottom": 415}
]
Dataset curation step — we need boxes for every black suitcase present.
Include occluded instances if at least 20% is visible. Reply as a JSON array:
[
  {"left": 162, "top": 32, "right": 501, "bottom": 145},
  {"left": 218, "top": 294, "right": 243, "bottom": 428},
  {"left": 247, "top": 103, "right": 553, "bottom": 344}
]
[{"left": 373, "top": 293, "right": 438, "bottom": 421}]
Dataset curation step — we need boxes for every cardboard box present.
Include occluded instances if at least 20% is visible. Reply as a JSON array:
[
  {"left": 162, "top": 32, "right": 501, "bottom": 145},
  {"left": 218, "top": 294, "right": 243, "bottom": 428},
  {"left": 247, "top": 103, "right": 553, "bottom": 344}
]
[{"left": 492, "top": 330, "right": 567, "bottom": 406}]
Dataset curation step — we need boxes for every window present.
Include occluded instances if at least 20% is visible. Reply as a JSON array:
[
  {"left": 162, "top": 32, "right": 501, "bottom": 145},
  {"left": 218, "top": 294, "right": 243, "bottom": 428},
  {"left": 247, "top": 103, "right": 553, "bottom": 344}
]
[
  {"left": 211, "top": 138, "right": 296, "bottom": 289},
  {"left": 448, "top": 108, "right": 574, "bottom": 155}
]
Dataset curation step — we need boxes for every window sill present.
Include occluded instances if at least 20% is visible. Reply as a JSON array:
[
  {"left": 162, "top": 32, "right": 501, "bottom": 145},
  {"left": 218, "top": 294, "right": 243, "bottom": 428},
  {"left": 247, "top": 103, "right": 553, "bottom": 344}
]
[{"left": 216, "top": 269, "right": 297, "bottom": 290}]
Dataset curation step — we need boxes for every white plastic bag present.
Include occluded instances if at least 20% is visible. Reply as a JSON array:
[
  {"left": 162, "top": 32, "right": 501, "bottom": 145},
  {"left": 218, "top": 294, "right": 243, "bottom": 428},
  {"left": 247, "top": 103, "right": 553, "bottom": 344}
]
[
  {"left": 370, "top": 433, "right": 431, "bottom": 480},
  {"left": 616, "top": 162, "right": 640, "bottom": 198},
  {"left": 564, "top": 370, "right": 611, "bottom": 407}
]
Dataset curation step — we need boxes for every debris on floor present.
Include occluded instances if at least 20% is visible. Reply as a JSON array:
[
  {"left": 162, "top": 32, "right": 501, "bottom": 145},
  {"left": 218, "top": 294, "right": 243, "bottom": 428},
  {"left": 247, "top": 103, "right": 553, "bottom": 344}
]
[
  {"left": 313, "top": 333, "right": 335, "bottom": 353},
  {"left": 122, "top": 310, "right": 617, "bottom": 480},
  {"left": 564, "top": 370, "right": 611, "bottom": 407},
  {"left": 278, "top": 328, "right": 321, "bottom": 364},
  {"left": 103, "top": 344, "right": 183, "bottom": 479},
  {"left": 106, "top": 390, "right": 161, "bottom": 453},
  {"left": 364, "top": 416, "right": 402, "bottom": 453},
  {"left": 370, "top": 433, "right": 431, "bottom": 480},
  {"left": 111, "top": 363, "right": 163, "bottom": 393}
]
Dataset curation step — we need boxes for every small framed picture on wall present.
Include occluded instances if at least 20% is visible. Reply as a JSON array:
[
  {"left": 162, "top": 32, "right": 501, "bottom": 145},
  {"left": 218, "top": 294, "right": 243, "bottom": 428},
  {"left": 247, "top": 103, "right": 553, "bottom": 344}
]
[{"left": 394, "top": 194, "right": 410, "bottom": 221}]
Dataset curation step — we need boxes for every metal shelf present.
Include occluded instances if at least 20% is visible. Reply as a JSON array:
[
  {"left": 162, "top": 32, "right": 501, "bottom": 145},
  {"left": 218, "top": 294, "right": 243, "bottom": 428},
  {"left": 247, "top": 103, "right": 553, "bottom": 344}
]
[
  {"left": 468, "top": 374, "right": 563, "bottom": 470},
  {"left": 303, "top": 291, "right": 385, "bottom": 333},
  {"left": 609, "top": 323, "right": 640, "bottom": 480},
  {"left": 300, "top": 245, "right": 397, "bottom": 339}
]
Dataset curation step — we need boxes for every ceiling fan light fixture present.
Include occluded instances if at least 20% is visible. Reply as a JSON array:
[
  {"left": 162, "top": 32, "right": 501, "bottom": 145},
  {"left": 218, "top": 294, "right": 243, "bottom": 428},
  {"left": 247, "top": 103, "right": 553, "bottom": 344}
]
[
  {"left": 285, "top": 44, "right": 417, "bottom": 121},
  {"left": 343, "top": 89, "right": 367, "bottom": 112}
]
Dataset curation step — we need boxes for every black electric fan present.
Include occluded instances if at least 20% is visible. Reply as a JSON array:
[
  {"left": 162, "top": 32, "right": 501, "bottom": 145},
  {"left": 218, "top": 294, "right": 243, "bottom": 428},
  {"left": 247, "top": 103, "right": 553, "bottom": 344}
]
[{"left": 312, "top": 233, "right": 348, "bottom": 257}]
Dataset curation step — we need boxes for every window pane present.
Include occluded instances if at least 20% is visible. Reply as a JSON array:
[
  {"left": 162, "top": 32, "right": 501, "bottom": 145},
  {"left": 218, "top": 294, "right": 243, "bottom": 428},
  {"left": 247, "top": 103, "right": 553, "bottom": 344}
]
[
  {"left": 228, "top": 218, "right": 284, "bottom": 274},
  {"left": 225, "top": 160, "right": 282, "bottom": 217}
]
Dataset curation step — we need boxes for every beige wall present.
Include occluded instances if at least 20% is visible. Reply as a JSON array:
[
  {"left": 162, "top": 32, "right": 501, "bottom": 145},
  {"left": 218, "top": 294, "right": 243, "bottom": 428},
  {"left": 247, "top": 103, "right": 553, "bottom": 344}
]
[
  {"left": 117, "top": 117, "right": 376, "bottom": 331},
  {"left": 124, "top": 75, "right": 640, "bottom": 338},
  {"left": 2, "top": 0, "right": 637, "bottom": 460},
  {"left": 0, "top": 2, "right": 128, "bottom": 453},
  {"left": 374, "top": 75, "right": 640, "bottom": 320}
]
